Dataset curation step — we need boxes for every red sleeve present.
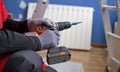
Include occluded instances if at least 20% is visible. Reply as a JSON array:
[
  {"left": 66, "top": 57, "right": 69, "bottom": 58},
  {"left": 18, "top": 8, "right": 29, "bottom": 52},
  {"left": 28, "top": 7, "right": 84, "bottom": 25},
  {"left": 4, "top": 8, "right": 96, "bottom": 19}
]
[{"left": 0, "top": 0, "right": 8, "bottom": 29}]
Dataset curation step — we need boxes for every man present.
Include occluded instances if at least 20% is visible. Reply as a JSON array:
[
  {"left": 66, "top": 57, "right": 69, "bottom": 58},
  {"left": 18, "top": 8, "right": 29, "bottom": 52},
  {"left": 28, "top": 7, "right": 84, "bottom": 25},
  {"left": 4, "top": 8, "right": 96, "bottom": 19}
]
[{"left": 0, "top": 0, "right": 59, "bottom": 72}]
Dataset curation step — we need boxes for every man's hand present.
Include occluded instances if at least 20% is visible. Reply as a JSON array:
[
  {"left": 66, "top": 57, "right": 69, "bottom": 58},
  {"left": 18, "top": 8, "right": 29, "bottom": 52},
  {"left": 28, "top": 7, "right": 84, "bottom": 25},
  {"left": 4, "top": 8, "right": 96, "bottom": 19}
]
[
  {"left": 27, "top": 18, "right": 55, "bottom": 32},
  {"left": 37, "top": 29, "right": 60, "bottom": 50}
]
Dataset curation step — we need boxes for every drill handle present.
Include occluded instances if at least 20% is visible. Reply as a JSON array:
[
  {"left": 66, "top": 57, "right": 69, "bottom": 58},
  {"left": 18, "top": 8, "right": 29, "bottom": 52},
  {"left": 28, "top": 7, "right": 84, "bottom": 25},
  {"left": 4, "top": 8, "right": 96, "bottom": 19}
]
[{"left": 35, "top": 25, "right": 48, "bottom": 35}]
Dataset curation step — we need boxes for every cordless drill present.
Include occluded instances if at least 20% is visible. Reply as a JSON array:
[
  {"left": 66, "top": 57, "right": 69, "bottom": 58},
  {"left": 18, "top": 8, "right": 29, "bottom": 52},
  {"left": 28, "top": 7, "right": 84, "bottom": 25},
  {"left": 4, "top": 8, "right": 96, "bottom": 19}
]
[
  {"left": 36, "top": 21, "right": 81, "bottom": 65},
  {"left": 36, "top": 21, "right": 81, "bottom": 34}
]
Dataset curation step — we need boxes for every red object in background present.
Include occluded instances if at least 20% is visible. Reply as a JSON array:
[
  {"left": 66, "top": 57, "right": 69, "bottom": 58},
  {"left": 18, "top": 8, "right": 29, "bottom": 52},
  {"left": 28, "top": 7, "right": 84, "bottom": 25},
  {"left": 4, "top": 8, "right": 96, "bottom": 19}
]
[{"left": 42, "top": 64, "right": 48, "bottom": 71}]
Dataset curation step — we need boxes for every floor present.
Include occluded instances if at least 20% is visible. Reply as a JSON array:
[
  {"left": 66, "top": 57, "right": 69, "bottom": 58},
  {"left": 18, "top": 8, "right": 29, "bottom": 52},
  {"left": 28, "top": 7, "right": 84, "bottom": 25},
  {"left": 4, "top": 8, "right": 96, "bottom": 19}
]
[
  {"left": 70, "top": 48, "right": 108, "bottom": 72},
  {"left": 37, "top": 48, "right": 108, "bottom": 72}
]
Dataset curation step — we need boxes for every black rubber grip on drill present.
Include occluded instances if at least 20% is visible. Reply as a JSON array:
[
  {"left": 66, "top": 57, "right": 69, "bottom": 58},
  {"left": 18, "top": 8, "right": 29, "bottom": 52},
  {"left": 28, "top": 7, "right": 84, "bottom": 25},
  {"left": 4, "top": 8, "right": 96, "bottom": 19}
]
[{"left": 57, "top": 22, "right": 72, "bottom": 31}]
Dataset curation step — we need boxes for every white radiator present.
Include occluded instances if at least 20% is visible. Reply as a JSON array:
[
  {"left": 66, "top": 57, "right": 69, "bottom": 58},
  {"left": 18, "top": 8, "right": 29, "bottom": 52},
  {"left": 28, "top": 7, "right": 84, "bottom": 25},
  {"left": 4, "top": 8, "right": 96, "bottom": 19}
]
[{"left": 27, "top": 3, "right": 94, "bottom": 50}]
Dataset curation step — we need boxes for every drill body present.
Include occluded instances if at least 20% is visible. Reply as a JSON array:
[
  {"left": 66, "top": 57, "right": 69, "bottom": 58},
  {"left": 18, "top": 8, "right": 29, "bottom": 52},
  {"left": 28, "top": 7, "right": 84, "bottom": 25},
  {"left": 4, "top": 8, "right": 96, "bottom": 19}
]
[{"left": 36, "top": 21, "right": 81, "bottom": 34}]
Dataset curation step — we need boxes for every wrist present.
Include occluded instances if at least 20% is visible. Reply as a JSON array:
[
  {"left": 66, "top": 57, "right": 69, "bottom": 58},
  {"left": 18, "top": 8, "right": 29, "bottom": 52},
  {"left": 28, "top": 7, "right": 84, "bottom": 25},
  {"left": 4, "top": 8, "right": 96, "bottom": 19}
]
[
  {"left": 32, "top": 36, "right": 42, "bottom": 51},
  {"left": 27, "top": 18, "right": 36, "bottom": 32},
  {"left": 27, "top": 18, "right": 33, "bottom": 25}
]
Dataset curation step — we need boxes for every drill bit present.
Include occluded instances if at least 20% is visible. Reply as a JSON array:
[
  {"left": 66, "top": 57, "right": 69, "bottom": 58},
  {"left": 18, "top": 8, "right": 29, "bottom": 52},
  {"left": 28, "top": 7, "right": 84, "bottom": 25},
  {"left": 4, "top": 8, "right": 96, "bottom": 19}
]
[{"left": 72, "top": 22, "right": 82, "bottom": 25}]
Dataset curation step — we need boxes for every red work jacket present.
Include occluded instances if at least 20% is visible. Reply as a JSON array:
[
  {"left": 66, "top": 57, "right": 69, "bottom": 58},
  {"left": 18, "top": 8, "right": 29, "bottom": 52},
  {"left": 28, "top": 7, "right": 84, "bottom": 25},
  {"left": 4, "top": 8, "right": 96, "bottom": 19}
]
[{"left": 0, "top": 0, "right": 10, "bottom": 72}]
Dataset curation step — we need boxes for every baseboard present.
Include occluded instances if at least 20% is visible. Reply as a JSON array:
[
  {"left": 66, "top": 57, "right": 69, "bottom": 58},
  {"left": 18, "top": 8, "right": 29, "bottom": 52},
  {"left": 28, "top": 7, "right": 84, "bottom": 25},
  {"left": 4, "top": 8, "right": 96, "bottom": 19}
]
[{"left": 91, "top": 44, "right": 107, "bottom": 48}]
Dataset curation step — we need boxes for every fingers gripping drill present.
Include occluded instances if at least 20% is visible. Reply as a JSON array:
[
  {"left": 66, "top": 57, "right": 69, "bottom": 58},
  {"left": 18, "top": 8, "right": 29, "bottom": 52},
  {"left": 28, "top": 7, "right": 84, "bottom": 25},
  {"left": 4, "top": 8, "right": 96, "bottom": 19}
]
[{"left": 35, "top": 21, "right": 81, "bottom": 65}]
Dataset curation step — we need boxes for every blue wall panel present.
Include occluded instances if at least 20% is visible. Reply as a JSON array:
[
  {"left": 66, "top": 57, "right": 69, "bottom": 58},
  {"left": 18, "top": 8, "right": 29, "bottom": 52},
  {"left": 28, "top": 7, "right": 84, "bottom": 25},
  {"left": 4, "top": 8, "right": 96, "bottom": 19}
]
[{"left": 3, "top": 0, "right": 117, "bottom": 44}]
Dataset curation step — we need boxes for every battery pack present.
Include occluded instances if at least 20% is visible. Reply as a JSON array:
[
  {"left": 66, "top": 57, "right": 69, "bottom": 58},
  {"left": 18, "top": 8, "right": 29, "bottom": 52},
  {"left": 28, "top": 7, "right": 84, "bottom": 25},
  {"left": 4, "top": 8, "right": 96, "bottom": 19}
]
[{"left": 47, "top": 46, "right": 71, "bottom": 65}]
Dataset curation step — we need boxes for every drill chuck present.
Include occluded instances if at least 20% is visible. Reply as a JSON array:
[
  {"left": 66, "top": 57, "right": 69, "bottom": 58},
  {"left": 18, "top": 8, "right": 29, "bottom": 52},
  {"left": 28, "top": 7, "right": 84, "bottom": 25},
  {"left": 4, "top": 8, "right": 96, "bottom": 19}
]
[
  {"left": 56, "top": 21, "right": 81, "bottom": 31},
  {"left": 56, "top": 22, "right": 72, "bottom": 31}
]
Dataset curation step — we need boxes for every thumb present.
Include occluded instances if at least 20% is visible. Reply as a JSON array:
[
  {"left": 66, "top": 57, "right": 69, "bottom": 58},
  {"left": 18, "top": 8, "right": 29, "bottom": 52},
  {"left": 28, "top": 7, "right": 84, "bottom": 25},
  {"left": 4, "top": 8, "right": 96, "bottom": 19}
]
[{"left": 42, "top": 18, "right": 56, "bottom": 28}]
